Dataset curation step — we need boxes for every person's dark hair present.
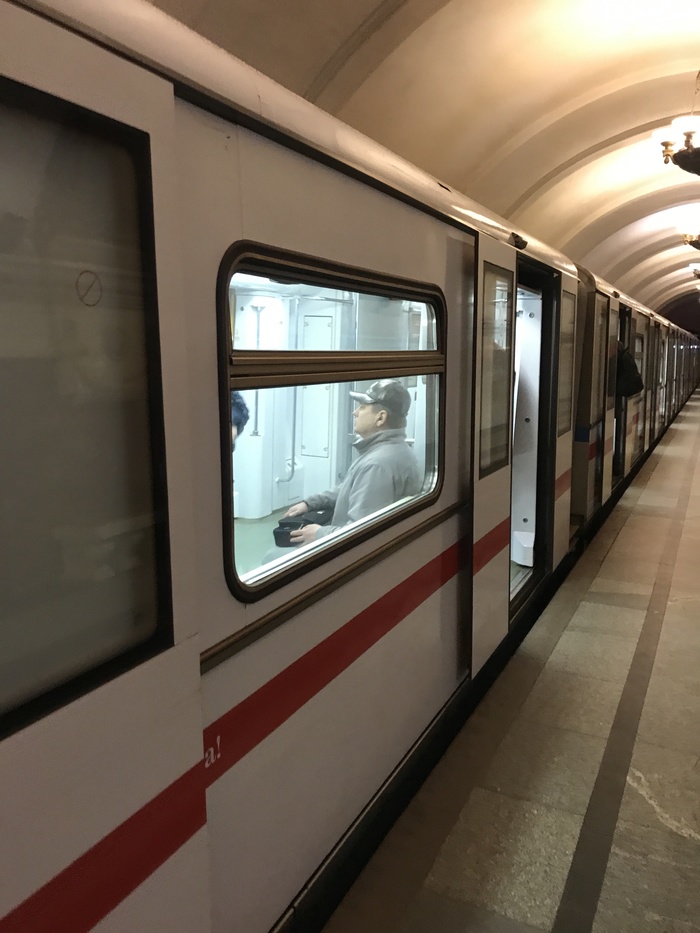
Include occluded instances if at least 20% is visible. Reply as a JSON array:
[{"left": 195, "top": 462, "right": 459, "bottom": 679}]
[
  {"left": 371, "top": 402, "right": 406, "bottom": 430},
  {"left": 231, "top": 391, "right": 250, "bottom": 435}
]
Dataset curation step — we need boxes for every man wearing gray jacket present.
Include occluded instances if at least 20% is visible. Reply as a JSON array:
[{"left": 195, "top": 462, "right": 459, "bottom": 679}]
[{"left": 285, "top": 379, "right": 421, "bottom": 546}]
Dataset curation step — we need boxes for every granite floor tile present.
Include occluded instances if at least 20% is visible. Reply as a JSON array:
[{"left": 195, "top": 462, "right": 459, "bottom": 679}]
[
  {"left": 582, "top": 590, "right": 652, "bottom": 611},
  {"left": 663, "top": 594, "right": 700, "bottom": 628},
  {"left": 592, "top": 818, "right": 700, "bottom": 933},
  {"left": 593, "top": 559, "right": 663, "bottom": 585},
  {"left": 545, "top": 629, "right": 637, "bottom": 683},
  {"left": 425, "top": 788, "right": 581, "bottom": 929},
  {"left": 588, "top": 578, "right": 654, "bottom": 597},
  {"left": 476, "top": 654, "right": 544, "bottom": 721},
  {"left": 636, "top": 492, "right": 679, "bottom": 509},
  {"left": 636, "top": 672, "right": 700, "bottom": 757},
  {"left": 480, "top": 718, "right": 606, "bottom": 815},
  {"left": 400, "top": 889, "right": 547, "bottom": 933},
  {"left": 651, "top": 640, "right": 700, "bottom": 687},
  {"left": 668, "top": 564, "right": 700, "bottom": 593},
  {"left": 518, "top": 668, "right": 623, "bottom": 739},
  {"left": 619, "top": 739, "right": 700, "bottom": 837},
  {"left": 566, "top": 601, "right": 645, "bottom": 638}
]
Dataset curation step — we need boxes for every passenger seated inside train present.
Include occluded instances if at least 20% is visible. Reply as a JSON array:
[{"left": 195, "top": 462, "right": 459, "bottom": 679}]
[
  {"left": 280, "top": 380, "right": 421, "bottom": 547},
  {"left": 230, "top": 390, "right": 250, "bottom": 450}
]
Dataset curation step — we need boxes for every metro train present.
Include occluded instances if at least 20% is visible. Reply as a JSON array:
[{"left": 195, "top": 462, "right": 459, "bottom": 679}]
[{"left": 1, "top": 2, "right": 698, "bottom": 932}]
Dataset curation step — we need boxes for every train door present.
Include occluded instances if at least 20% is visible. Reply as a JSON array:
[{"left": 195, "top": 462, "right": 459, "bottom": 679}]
[
  {"left": 648, "top": 322, "right": 661, "bottom": 440},
  {"left": 0, "top": 4, "right": 210, "bottom": 931},
  {"left": 612, "top": 306, "right": 630, "bottom": 485},
  {"left": 472, "top": 238, "right": 515, "bottom": 673},
  {"left": 602, "top": 299, "right": 618, "bottom": 503},
  {"left": 659, "top": 326, "right": 668, "bottom": 430},
  {"left": 553, "top": 283, "right": 577, "bottom": 567},
  {"left": 629, "top": 315, "right": 647, "bottom": 464},
  {"left": 509, "top": 261, "right": 559, "bottom": 609},
  {"left": 571, "top": 290, "right": 609, "bottom": 523},
  {"left": 643, "top": 319, "right": 655, "bottom": 449}
]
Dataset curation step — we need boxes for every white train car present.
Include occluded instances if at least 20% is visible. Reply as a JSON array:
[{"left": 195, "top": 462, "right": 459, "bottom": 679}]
[
  {"left": 0, "top": 3, "right": 697, "bottom": 933},
  {"left": 570, "top": 269, "right": 696, "bottom": 534}
]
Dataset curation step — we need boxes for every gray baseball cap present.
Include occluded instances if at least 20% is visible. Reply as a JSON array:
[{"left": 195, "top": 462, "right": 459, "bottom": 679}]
[{"left": 349, "top": 379, "right": 412, "bottom": 417}]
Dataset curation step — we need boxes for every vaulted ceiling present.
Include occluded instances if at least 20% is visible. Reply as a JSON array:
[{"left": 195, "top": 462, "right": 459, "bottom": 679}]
[{"left": 149, "top": 0, "right": 700, "bottom": 329}]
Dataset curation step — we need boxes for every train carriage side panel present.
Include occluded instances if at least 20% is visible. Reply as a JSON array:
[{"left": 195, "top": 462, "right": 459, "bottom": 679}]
[
  {"left": 173, "top": 98, "right": 476, "bottom": 932},
  {"left": 0, "top": 5, "right": 209, "bottom": 929}
]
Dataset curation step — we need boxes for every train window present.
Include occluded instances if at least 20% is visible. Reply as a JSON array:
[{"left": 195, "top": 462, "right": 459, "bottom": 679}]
[
  {"left": 230, "top": 375, "right": 439, "bottom": 587},
  {"left": 230, "top": 272, "right": 437, "bottom": 353},
  {"left": 557, "top": 291, "right": 576, "bottom": 435},
  {"left": 480, "top": 263, "right": 513, "bottom": 476},
  {"left": 0, "top": 81, "right": 169, "bottom": 723},
  {"left": 220, "top": 246, "right": 445, "bottom": 599}
]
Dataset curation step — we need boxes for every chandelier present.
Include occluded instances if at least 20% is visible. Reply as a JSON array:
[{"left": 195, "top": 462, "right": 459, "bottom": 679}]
[{"left": 656, "top": 71, "right": 700, "bottom": 176}]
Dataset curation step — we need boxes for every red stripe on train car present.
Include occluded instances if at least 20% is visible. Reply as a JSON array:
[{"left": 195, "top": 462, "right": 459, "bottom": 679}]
[
  {"left": 201, "top": 538, "right": 469, "bottom": 786},
  {"left": 554, "top": 469, "right": 571, "bottom": 500},
  {"left": 2, "top": 524, "right": 511, "bottom": 929},
  {"left": 604, "top": 435, "right": 614, "bottom": 454},
  {"left": 0, "top": 764, "right": 206, "bottom": 933},
  {"left": 472, "top": 517, "right": 510, "bottom": 575},
  {"left": 588, "top": 441, "right": 597, "bottom": 460}
]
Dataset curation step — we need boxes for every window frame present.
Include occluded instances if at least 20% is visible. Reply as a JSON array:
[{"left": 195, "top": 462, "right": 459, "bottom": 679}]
[
  {"left": 217, "top": 241, "right": 447, "bottom": 602},
  {"left": 479, "top": 261, "right": 514, "bottom": 478},
  {"left": 0, "top": 76, "right": 173, "bottom": 738}
]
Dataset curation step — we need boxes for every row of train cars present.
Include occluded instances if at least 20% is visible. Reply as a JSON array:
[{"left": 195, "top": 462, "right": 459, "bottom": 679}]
[{"left": 1, "top": 1, "right": 698, "bottom": 931}]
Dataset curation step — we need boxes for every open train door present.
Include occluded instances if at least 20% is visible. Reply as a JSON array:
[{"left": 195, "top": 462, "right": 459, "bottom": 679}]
[{"left": 509, "top": 259, "right": 562, "bottom": 615}]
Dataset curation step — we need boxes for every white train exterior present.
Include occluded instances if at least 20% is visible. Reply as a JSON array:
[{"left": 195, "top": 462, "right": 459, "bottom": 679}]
[{"left": 0, "top": 3, "right": 697, "bottom": 932}]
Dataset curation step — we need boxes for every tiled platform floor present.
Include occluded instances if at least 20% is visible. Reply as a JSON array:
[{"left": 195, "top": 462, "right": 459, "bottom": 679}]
[{"left": 322, "top": 395, "right": 700, "bottom": 933}]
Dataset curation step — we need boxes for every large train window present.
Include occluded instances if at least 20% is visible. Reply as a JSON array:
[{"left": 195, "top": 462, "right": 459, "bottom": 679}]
[
  {"left": 0, "top": 79, "right": 170, "bottom": 727},
  {"left": 218, "top": 245, "right": 444, "bottom": 599},
  {"left": 557, "top": 290, "right": 576, "bottom": 435},
  {"left": 480, "top": 263, "right": 513, "bottom": 476}
]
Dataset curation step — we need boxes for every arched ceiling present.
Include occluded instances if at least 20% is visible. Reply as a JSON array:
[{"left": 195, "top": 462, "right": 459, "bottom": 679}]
[{"left": 148, "top": 0, "right": 700, "bottom": 329}]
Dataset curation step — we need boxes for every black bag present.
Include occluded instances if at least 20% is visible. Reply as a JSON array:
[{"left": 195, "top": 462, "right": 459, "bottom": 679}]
[
  {"left": 273, "top": 509, "right": 333, "bottom": 547},
  {"left": 616, "top": 345, "right": 644, "bottom": 397}
]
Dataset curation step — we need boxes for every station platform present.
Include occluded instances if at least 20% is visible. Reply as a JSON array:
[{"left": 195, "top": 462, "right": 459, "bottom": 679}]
[{"left": 322, "top": 394, "right": 700, "bottom": 933}]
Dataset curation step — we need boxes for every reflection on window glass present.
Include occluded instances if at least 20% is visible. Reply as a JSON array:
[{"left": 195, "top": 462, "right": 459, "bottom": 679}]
[
  {"left": 480, "top": 263, "right": 513, "bottom": 475},
  {"left": 557, "top": 291, "right": 575, "bottom": 435},
  {"left": 230, "top": 375, "right": 438, "bottom": 585},
  {"left": 229, "top": 272, "right": 437, "bottom": 352},
  {"left": 0, "top": 91, "right": 163, "bottom": 716}
]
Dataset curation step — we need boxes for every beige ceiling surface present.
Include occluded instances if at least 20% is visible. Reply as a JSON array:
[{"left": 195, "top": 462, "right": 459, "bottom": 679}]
[{"left": 149, "top": 0, "right": 700, "bottom": 320}]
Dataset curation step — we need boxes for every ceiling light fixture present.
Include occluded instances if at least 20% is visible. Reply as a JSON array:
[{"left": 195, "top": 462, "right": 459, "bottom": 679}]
[
  {"left": 682, "top": 233, "right": 700, "bottom": 250},
  {"left": 656, "top": 71, "right": 700, "bottom": 175}
]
